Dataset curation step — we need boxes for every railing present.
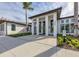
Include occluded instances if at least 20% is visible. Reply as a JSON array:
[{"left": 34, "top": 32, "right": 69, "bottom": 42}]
[{"left": 0, "top": 31, "right": 5, "bottom": 36}]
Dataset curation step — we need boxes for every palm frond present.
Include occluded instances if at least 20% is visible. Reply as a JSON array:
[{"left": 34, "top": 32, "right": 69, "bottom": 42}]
[{"left": 23, "top": 2, "right": 33, "bottom": 9}]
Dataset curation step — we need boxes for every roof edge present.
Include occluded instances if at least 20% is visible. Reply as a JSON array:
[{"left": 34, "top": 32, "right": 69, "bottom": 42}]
[{"left": 29, "top": 7, "right": 62, "bottom": 19}]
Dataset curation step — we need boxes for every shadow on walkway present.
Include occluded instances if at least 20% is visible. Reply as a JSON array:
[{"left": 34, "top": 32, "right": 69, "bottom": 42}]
[
  {"left": 35, "top": 46, "right": 61, "bottom": 57},
  {"left": 0, "top": 35, "right": 48, "bottom": 54}
]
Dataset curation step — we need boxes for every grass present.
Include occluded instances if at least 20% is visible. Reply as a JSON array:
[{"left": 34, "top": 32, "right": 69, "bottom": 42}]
[{"left": 8, "top": 32, "right": 32, "bottom": 37}]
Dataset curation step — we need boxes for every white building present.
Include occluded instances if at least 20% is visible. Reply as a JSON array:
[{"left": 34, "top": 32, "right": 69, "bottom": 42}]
[
  {"left": 29, "top": 7, "right": 79, "bottom": 37},
  {"left": 0, "top": 17, "right": 27, "bottom": 36}
]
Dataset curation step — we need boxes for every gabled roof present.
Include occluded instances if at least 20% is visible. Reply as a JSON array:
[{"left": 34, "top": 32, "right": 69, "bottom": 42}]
[
  {"left": 0, "top": 17, "right": 26, "bottom": 26},
  {"left": 29, "top": 7, "right": 62, "bottom": 19}
]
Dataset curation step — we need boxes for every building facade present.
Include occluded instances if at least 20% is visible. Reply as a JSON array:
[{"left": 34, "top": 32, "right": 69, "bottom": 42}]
[
  {"left": 29, "top": 8, "right": 61, "bottom": 37},
  {"left": 0, "top": 18, "right": 31, "bottom": 36},
  {"left": 29, "top": 7, "right": 79, "bottom": 37}
]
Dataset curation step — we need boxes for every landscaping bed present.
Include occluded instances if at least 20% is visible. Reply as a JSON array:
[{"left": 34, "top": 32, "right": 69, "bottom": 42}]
[
  {"left": 8, "top": 32, "right": 32, "bottom": 37},
  {"left": 57, "top": 34, "right": 79, "bottom": 51}
]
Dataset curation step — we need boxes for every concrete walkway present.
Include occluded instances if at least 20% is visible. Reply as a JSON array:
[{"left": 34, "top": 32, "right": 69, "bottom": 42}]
[{"left": 0, "top": 35, "right": 79, "bottom": 57}]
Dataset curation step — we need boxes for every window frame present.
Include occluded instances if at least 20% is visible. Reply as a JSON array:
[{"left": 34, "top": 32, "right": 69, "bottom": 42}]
[{"left": 11, "top": 24, "right": 16, "bottom": 31}]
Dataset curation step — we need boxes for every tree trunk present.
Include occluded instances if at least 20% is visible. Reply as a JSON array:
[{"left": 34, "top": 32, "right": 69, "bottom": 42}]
[
  {"left": 25, "top": 9, "right": 28, "bottom": 32},
  {"left": 74, "top": 2, "right": 78, "bottom": 37}
]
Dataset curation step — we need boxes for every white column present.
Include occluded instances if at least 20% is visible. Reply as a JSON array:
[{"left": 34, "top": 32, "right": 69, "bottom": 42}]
[
  {"left": 45, "top": 15, "right": 49, "bottom": 36},
  {"left": 32, "top": 19, "right": 34, "bottom": 35},
  {"left": 36, "top": 18, "right": 39, "bottom": 35},
  {"left": 53, "top": 13, "right": 57, "bottom": 37}
]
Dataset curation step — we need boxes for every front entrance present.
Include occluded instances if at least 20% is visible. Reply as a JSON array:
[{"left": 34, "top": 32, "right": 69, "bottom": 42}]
[{"left": 39, "top": 21, "right": 45, "bottom": 35}]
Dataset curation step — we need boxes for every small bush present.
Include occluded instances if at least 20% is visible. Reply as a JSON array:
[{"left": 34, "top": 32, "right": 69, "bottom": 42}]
[
  {"left": 58, "top": 34, "right": 79, "bottom": 49},
  {"left": 57, "top": 34, "right": 62, "bottom": 37},
  {"left": 66, "top": 40, "right": 71, "bottom": 44},
  {"left": 57, "top": 36, "right": 63, "bottom": 46},
  {"left": 71, "top": 40, "right": 78, "bottom": 46},
  {"left": 75, "top": 44, "right": 79, "bottom": 49},
  {"left": 66, "top": 35, "right": 72, "bottom": 41},
  {"left": 68, "top": 43, "right": 75, "bottom": 48}
]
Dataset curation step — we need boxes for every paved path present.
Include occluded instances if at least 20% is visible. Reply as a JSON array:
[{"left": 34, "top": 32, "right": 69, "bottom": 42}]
[{"left": 0, "top": 35, "right": 79, "bottom": 57}]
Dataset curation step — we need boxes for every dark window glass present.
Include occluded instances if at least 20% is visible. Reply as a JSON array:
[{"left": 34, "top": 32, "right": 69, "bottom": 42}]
[
  {"left": 61, "top": 24, "right": 64, "bottom": 33},
  {"left": 0, "top": 24, "right": 4, "bottom": 31},
  {"left": 66, "top": 19, "right": 69, "bottom": 23},
  {"left": 39, "top": 22, "right": 41, "bottom": 33},
  {"left": 34, "top": 22, "right": 36, "bottom": 34},
  {"left": 11, "top": 24, "right": 16, "bottom": 31},
  {"left": 66, "top": 24, "right": 69, "bottom": 33},
  {"left": 61, "top": 20, "right": 64, "bottom": 23},
  {"left": 50, "top": 20, "right": 53, "bottom": 33},
  {"left": 71, "top": 24, "right": 74, "bottom": 33},
  {"left": 43, "top": 21, "right": 45, "bottom": 34}
]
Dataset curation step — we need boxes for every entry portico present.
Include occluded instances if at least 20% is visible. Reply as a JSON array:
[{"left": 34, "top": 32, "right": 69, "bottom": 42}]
[{"left": 29, "top": 8, "right": 61, "bottom": 37}]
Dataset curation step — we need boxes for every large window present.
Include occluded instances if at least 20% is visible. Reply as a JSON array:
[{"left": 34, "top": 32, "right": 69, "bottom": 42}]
[
  {"left": 71, "top": 23, "right": 74, "bottom": 33},
  {"left": 60, "top": 19, "right": 74, "bottom": 34},
  {"left": 61, "top": 20, "right": 64, "bottom": 23},
  {"left": 61, "top": 24, "right": 64, "bottom": 33},
  {"left": 66, "top": 19, "right": 69, "bottom": 23},
  {"left": 50, "top": 20, "right": 53, "bottom": 33},
  {"left": 43, "top": 21, "right": 45, "bottom": 34},
  {"left": 39, "top": 22, "right": 41, "bottom": 33},
  {"left": 0, "top": 24, "right": 4, "bottom": 31},
  {"left": 34, "top": 22, "right": 36, "bottom": 34},
  {"left": 11, "top": 24, "right": 16, "bottom": 31},
  {"left": 65, "top": 24, "right": 69, "bottom": 33}
]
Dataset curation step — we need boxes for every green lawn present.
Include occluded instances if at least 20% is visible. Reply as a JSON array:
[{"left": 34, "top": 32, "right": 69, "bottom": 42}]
[{"left": 8, "top": 32, "right": 32, "bottom": 37}]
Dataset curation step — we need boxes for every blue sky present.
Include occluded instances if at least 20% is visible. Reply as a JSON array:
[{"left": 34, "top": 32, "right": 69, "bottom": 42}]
[{"left": 0, "top": 2, "right": 75, "bottom": 23}]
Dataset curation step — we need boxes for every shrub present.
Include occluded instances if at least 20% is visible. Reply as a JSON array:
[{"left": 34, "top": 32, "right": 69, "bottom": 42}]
[
  {"left": 66, "top": 40, "right": 71, "bottom": 44},
  {"left": 8, "top": 32, "right": 32, "bottom": 37},
  {"left": 57, "top": 36, "right": 63, "bottom": 46},
  {"left": 57, "top": 34, "right": 79, "bottom": 49},
  {"left": 68, "top": 43, "right": 75, "bottom": 48},
  {"left": 57, "top": 34, "right": 62, "bottom": 37},
  {"left": 70, "top": 39, "right": 79, "bottom": 49},
  {"left": 66, "top": 35, "right": 72, "bottom": 41},
  {"left": 71, "top": 40, "right": 78, "bottom": 46},
  {"left": 75, "top": 44, "right": 79, "bottom": 49}
]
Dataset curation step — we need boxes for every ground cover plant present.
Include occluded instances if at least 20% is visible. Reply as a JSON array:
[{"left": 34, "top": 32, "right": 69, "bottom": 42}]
[{"left": 57, "top": 34, "right": 79, "bottom": 51}]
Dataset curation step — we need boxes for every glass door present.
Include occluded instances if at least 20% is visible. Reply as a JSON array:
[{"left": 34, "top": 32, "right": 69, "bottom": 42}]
[
  {"left": 43, "top": 21, "right": 45, "bottom": 35},
  {"left": 34, "top": 22, "right": 36, "bottom": 35},
  {"left": 50, "top": 20, "right": 53, "bottom": 35}
]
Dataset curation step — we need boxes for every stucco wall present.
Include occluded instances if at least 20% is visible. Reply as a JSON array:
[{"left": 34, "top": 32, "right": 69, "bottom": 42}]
[{"left": 6, "top": 22, "right": 26, "bottom": 35}]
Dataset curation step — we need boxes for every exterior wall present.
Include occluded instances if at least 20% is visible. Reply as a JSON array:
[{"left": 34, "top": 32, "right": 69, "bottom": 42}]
[
  {"left": 6, "top": 22, "right": 26, "bottom": 35},
  {"left": 31, "top": 12, "right": 58, "bottom": 37}
]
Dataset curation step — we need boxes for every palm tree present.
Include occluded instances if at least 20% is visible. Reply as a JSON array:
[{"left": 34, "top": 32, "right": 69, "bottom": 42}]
[
  {"left": 23, "top": 2, "right": 33, "bottom": 32},
  {"left": 74, "top": 2, "right": 78, "bottom": 37}
]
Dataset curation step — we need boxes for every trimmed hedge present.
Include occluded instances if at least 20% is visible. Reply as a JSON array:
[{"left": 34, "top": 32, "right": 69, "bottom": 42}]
[{"left": 8, "top": 32, "right": 32, "bottom": 37}]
